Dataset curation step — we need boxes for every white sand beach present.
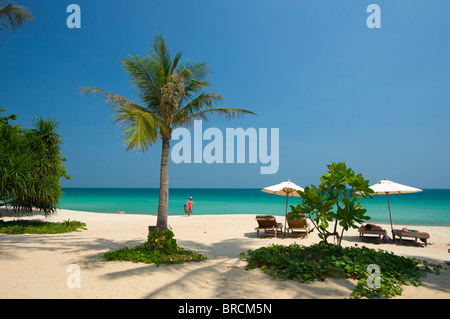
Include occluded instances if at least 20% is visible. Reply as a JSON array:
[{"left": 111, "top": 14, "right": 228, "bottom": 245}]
[{"left": 0, "top": 209, "right": 449, "bottom": 299}]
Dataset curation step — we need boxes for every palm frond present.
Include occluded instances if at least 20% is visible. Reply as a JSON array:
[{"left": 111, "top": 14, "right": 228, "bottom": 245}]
[
  {"left": 173, "top": 107, "right": 256, "bottom": 129},
  {"left": 120, "top": 55, "right": 162, "bottom": 113},
  {"left": 178, "top": 61, "right": 211, "bottom": 97},
  {"left": 79, "top": 87, "right": 148, "bottom": 112},
  {"left": 173, "top": 92, "right": 222, "bottom": 122},
  {"left": 151, "top": 34, "right": 174, "bottom": 81},
  {"left": 113, "top": 104, "right": 163, "bottom": 153},
  {"left": 0, "top": 4, "right": 33, "bottom": 33},
  {"left": 171, "top": 51, "right": 183, "bottom": 75},
  {"left": 182, "top": 60, "right": 211, "bottom": 82},
  {"left": 79, "top": 87, "right": 164, "bottom": 152}
]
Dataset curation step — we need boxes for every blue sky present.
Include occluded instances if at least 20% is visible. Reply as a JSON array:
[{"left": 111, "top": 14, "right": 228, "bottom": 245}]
[{"left": 1, "top": 0, "right": 449, "bottom": 189}]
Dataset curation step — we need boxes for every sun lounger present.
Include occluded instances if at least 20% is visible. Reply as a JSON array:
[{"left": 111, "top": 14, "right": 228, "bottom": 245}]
[
  {"left": 286, "top": 217, "right": 309, "bottom": 238},
  {"left": 393, "top": 228, "right": 430, "bottom": 246},
  {"left": 358, "top": 224, "right": 387, "bottom": 241},
  {"left": 255, "top": 215, "right": 283, "bottom": 238}
]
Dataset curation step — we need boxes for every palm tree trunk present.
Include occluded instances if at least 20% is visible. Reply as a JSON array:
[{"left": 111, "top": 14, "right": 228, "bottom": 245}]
[{"left": 156, "top": 137, "right": 170, "bottom": 231}]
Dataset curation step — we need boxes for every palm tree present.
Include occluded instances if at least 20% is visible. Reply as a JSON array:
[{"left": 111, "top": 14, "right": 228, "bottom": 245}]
[
  {"left": 80, "top": 34, "right": 255, "bottom": 231},
  {"left": 0, "top": 2, "right": 33, "bottom": 34}
]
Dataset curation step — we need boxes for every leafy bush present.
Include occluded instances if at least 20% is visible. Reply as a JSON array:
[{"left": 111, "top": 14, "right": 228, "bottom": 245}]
[
  {"left": 290, "top": 162, "right": 373, "bottom": 248},
  {"left": 240, "top": 242, "right": 442, "bottom": 298},
  {"left": 0, "top": 219, "right": 86, "bottom": 234},
  {"left": 0, "top": 108, "right": 71, "bottom": 214},
  {"left": 103, "top": 227, "right": 207, "bottom": 266}
]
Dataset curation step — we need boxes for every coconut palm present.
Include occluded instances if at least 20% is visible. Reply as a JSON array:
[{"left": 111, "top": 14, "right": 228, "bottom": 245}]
[
  {"left": 80, "top": 34, "right": 255, "bottom": 230},
  {"left": 0, "top": 2, "right": 33, "bottom": 34}
]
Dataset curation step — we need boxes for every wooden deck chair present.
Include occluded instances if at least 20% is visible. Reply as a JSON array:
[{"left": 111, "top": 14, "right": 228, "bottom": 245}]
[
  {"left": 286, "top": 217, "right": 309, "bottom": 238},
  {"left": 255, "top": 215, "right": 283, "bottom": 238},
  {"left": 393, "top": 229, "right": 430, "bottom": 246},
  {"left": 358, "top": 224, "right": 387, "bottom": 241}
]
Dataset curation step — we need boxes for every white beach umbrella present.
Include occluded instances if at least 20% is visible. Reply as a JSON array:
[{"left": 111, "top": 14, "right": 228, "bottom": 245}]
[
  {"left": 262, "top": 180, "right": 304, "bottom": 236},
  {"left": 369, "top": 179, "right": 422, "bottom": 237}
]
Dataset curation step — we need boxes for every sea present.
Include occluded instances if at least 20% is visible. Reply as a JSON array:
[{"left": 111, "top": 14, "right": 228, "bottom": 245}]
[{"left": 59, "top": 188, "right": 450, "bottom": 227}]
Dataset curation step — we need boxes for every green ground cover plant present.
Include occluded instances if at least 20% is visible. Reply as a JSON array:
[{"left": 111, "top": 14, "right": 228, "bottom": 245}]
[
  {"left": 103, "top": 227, "right": 207, "bottom": 266},
  {"left": 0, "top": 219, "right": 86, "bottom": 234},
  {"left": 241, "top": 242, "right": 442, "bottom": 298}
]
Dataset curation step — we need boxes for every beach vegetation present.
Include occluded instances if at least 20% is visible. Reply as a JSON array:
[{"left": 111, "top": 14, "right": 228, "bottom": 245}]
[
  {"left": 289, "top": 162, "right": 373, "bottom": 248},
  {"left": 241, "top": 242, "right": 442, "bottom": 299},
  {"left": 0, "top": 108, "right": 71, "bottom": 214},
  {"left": 80, "top": 34, "right": 255, "bottom": 232},
  {"left": 0, "top": 2, "right": 33, "bottom": 36},
  {"left": 0, "top": 219, "right": 86, "bottom": 234},
  {"left": 103, "top": 227, "right": 207, "bottom": 266}
]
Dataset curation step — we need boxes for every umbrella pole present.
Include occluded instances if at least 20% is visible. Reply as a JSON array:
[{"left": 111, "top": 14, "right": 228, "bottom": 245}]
[
  {"left": 284, "top": 194, "right": 289, "bottom": 237},
  {"left": 386, "top": 193, "right": 394, "bottom": 239}
]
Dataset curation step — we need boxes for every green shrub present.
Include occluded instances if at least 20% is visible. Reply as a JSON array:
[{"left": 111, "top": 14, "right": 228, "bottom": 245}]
[
  {"left": 103, "top": 227, "right": 207, "bottom": 266},
  {"left": 240, "top": 242, "right": 442, "bottom": 298},
  {"left": 0, "top": 108, "right": 71, "bottom": 214},
  {"left": 0, "top": 219, "right": 86, "bottom": 234},
  {"left": 290, "top": 162, "right": 373, "bottom": 248}
]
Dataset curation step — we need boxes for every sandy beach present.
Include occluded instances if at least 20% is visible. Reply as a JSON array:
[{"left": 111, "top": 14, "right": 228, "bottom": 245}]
[{"left": 0, "top": 209, "right": 449, "bottom": 299}]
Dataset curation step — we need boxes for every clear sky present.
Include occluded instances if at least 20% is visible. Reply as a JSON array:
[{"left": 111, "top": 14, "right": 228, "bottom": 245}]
[{"left": 1, "top": 0, "right": 449, "bottom": 189}]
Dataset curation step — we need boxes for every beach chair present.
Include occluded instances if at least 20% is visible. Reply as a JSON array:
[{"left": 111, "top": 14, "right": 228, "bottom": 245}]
[
  {"left": 393, "top": 228, "right": 430, "bottom": 246},
  {"left": 286, "top": 216, "right": 309, "bottom": 238},
  {"left": 255, "top": 215, "right": 283, "bottom": 238},
  {"left": 358, "top": 224, "right": 387, "bottom": 241}
]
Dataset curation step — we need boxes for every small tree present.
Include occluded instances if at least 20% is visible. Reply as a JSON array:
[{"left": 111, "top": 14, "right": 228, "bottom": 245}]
[
  {"left": 0, "top": 108, "right": 70, "bottom": 214},
  {"left": 289, "top": 162, "right": 373, "bottom": 248}
]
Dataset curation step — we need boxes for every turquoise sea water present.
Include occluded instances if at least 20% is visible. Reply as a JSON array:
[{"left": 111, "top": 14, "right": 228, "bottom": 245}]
[{"left": 59, "top": 188, "right": 450, "bottom": 227}]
